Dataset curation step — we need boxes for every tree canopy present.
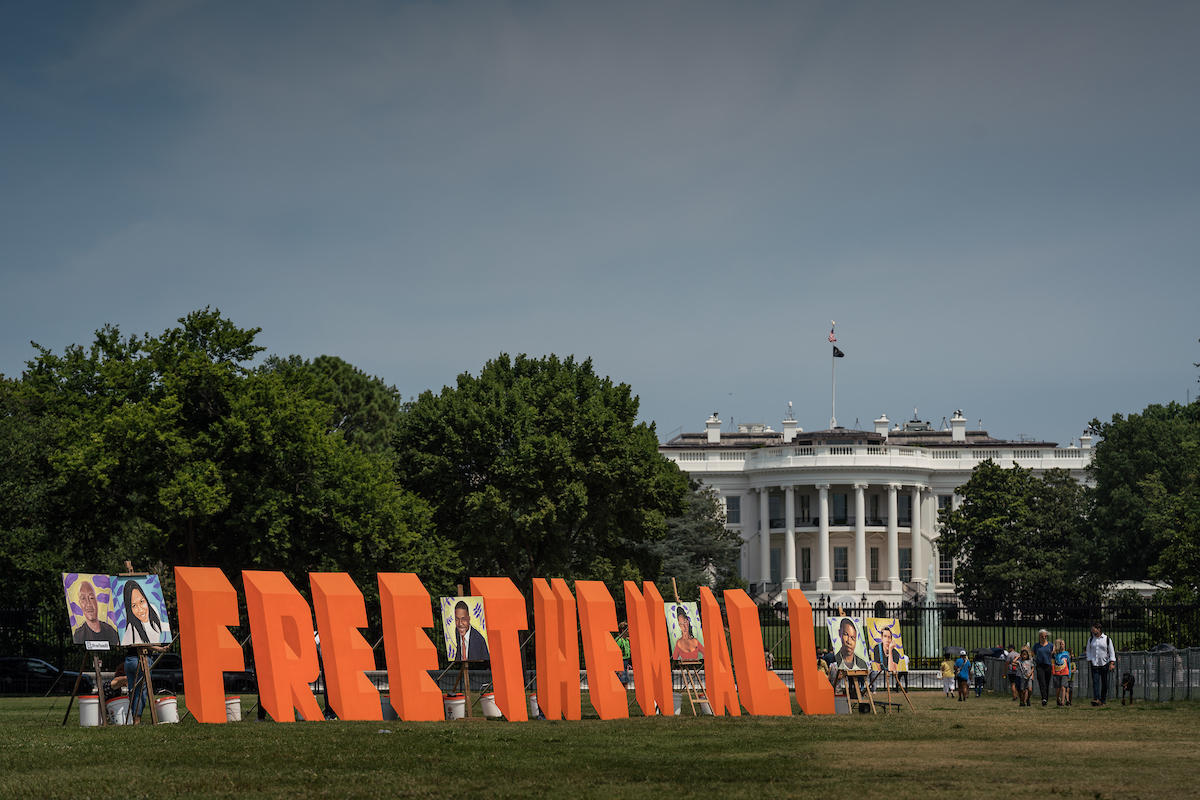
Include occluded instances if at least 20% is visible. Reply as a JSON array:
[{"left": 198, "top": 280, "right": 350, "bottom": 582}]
[
  {"left": 0, "top": 309, "right": 460, "bottom": 606},
  {"left": 654, "top": 480, "right": 744, "bottom": 599},
  {"left": 937, "top": 460, "right": 1103, "bottom": 614},
  {"left": 393, "top": 353, "right": 690, "bottom": 590},
  {"left": 1089, "top": 401, "right": 1200, "bottom": 595}
]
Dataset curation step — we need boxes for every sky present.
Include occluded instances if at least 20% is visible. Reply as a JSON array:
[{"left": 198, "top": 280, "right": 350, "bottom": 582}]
[{"left": 2, "top": 1, "right": 1198, "bottom": 446}]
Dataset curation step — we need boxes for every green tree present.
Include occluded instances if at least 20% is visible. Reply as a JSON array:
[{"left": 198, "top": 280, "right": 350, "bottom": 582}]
[
  {"left": 0, "top": 309, "right": 460, "bottom": 608},
  {"left": 654, "top": 481, "right": 745, "bottom": 599},
  {"left": 938, "top": 460, "right": 1102, "bottom": 614},
  {"left": 261, "top": 354, "right": 403, "bottom": 456},
  {"left": 393, "top": 353, "right": 689, "bottom": 590},
  {"left": 1088, "top": 401, "right": 1200, "bottom": 582}
]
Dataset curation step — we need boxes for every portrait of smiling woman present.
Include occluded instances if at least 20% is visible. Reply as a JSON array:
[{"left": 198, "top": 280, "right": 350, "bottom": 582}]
[{"left": 116, "top": 576, "right": 172, "bottom": 646}]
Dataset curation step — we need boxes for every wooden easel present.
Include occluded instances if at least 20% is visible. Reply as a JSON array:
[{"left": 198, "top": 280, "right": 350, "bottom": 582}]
[
  {"left": 447, "top": 583, "right": 485, "bottom": 721},
  {"left": 874, "top": 666, "right": 914, "bottom": 712},
  {"left": 833, "top": 669, "right": 876, "bottom": 714},
  {"left": 671, "top": 579, "right": 709, "bottom": 716},
  {"left": 60, "top": 650, "right": 108, "bottom": 726},
  {"left": 119, "top": 563, "right": 162, "bottom": 724}
]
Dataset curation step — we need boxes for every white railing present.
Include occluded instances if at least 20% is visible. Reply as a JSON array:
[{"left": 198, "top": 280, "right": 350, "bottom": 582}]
[{"left": 667, "top": 443, "right": 1093, "bottom": 474}]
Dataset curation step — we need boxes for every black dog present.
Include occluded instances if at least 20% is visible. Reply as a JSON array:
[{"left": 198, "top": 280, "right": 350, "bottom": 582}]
[{"left": 1121, "top": 672, "right": 1136, "bottom": 705}]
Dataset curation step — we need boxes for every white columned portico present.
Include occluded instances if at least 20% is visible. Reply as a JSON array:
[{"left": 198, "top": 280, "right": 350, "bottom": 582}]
[
  {"left": 887, "top": 483, "right": 900, "bottom": 591},
  {"left": 816, "top": 483, "right": 831, "bottom": 593},
  {"left": 783, "top": 485, "right": 797, "bottom": 588},
  {"left": 853, "top": 483, "right": 868, "bottom": 593},
  {"left": 910, "top": 485, "right": 924, "bottom": 591},
  {"left": 759, "top": 488, "right": 770, "bottom": 592}
]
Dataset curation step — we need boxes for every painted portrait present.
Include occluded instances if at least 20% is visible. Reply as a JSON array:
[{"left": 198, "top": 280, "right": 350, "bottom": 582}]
[
  {"left": 440, "top": 596, "right": 490, "bottom": 662},
  {"left": 111, "top": 574, "right": 173, "bottom": 646},
  {"left": 866, "top": 616, "right": 908, "bottom": 672},
  {"left": 63, "top": 572, "right": 120, "bottom": 649},
  {"left": 827, "top": 616, "right": 869, "bottom": 671},
  {"left": 666, "top": 602, "right": 705, "bottom": 661}
]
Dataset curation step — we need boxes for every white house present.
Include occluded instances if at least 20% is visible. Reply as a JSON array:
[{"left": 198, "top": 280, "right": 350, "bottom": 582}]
[{"left": 659, "top": 409, "right": 1093, "bottom": 606}]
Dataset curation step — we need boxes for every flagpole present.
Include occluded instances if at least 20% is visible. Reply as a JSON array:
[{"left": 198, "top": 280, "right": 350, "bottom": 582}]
[{"left": 831, "top": 348, "right": 837, "bottom": 429}]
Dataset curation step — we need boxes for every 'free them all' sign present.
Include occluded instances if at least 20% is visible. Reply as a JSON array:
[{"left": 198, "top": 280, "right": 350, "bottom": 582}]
[{"left": 174, "top": 567, "right": 836, "bottom": 723}]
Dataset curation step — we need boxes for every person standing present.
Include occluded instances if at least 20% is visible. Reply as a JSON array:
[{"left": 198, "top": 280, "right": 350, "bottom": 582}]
[
  {"left": 1033, "top": 629, "right": 1054, "bottom": 707},
  {"left": 1017, "top": 648, "right": 1035, "bottom": 707},
  {"left": 1003, "top": 644, "right": 1020, "bottom": 702},
  {"left": 1052, "top": 638, "right": 1072, "bottom": 707},
  {"left": 972, "top": 654, "right": 986, "bottom": 698},
  {"left": 939, "top": 655, "right": 955, "bottom": 697},
  {"left": 954, "top": 650, "right": 970, "bottom": 702},
  {"left": 1086, "top": 623, "right": 1116, "bottom": 706}
]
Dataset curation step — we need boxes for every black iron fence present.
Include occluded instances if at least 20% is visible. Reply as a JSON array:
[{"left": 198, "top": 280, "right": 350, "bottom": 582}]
[{"left": 7, "top": 599, "right": 1198, "bottom": 690}]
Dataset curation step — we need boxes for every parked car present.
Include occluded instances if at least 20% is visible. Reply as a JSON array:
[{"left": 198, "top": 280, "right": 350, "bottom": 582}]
[
  {"left": 0, "top": 657, "right": 96, "bottom": 696},
  {"left": 144, "top": 653, "right": 256, "bottom": 694}
]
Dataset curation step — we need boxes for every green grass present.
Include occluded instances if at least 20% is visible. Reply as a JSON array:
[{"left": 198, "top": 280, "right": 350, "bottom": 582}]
[{"left": 2, "top": 691, "right": 1196, "bottom": 799}]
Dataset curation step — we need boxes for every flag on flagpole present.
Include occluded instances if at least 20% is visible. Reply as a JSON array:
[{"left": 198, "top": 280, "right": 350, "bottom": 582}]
[
  {"left": 832, "top": 345, "right": 845, "bottom": 358},
  {"left": 828, "top": 321, "right": 837, "bottom": 343}
]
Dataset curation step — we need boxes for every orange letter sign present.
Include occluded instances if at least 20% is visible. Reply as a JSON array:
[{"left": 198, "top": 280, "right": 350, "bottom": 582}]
[
  {"left": 725, "top": 589, "right": 791, "bottom": 716},
  {"left": 175, "top": 566, "right": 245, "bottom": 723},
  {"left": 244, "top": 570, "right": 323, "bottom": 722},
  {"left": 532, "top": 578, "right": 581, "bottom": 720},
  {"left": 576, "top": 580, "right": 628, "bottom": 720},
  {"left": 377, "top": 572, "right": 443, "bottom": 721},
  {"left": 699, "top": 586, "right": 740, "bottom": 716},
  {"left": 787, "top": 589, "right": 835, "bottom": 715},
  {"left": 310, "top": 572, "right": 381, "bottom": 721},
  {"left": 470, "top": 577, "right": 528, "bottom": 721},
  {"left": 623, "top": 581, "right": 672, "bottom": 716}
]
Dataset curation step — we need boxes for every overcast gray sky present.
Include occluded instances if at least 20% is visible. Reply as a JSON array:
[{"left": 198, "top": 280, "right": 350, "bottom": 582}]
[{"left": 3, "top": 1, "right": 1197, "bottom": 446}]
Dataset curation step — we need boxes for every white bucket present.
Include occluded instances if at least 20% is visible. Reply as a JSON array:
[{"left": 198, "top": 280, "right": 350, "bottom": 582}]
[
  {"left": 79, "top": 695, "right": 101, "bottom": 727},
  {"left": 528, "top": 694, "right": 540, "bottom": 718},
  {"left": 480, "top": 692, "right": 502, "bottom": 718},
  {"left": 380, "top": 693, "right": 398, "bottom": 721},
  {"left": 698, "top": 700, "right": 713, "bottom": 716},
  {"left": 155, "top": 696, "right": 179, "bottom": 724},
  {"left": 226, "top": 696, "right": 242, "bottom": 722},
  {"left": 107, "top": 696, "right": 131, "bottom": 725},
  {"left": 673, "top": 692, "right": 682, "bottom": 715},
  {"left": 443, "top": 694, "right": 465, "bottom": 720}
]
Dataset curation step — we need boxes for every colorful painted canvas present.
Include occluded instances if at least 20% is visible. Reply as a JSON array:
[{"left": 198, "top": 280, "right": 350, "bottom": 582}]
[
  {"left": 827, "top": 616, "right": 869, "bottom": 671},
  {"left": 865, "top": 616, "right": 908, "bottom": 672},
  {"left": 440, "top": 596, "right": 490, "bottom": 662},
  {"left": 63, "top": 572, "right": 120, "bottom": 649},
  {"left": 112, "top": 574, "right": 173, "bottom": 645},
  {"left": 665, "top": 602, "right": 705, "bottom": 661}
]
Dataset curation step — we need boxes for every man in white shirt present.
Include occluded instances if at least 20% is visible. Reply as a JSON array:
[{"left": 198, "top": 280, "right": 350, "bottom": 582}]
[{"left": 1085, "top": 623, "right": 1116, "bottom": 706}]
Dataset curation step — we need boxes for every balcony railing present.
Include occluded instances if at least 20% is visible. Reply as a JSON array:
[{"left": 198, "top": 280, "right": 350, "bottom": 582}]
[{"left": 662, "top": 442, "right": 1092, "bottom": 473}]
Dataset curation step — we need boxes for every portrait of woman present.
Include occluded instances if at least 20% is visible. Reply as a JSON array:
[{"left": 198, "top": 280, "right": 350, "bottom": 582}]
[
  {"left": 668, "top": 604, "right": 705, "bottom": 662},
  {"left": 118, "top": 577, "right": 171, "bottom": 645}
]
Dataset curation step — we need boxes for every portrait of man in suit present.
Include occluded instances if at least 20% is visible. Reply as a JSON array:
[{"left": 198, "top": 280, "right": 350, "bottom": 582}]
[{"left": 443, "top": 597, "right": 490, "bottom": 662}]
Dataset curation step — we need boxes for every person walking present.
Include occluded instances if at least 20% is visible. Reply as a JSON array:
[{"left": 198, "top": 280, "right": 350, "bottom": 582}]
[
  {"left": 1086, "top": 623, "right": 1116, "bottom": 706},
  {"left": 1033, "top": 629, "right": 1054, "bottom": 707},
  {"left": 1052, "top": 638, "right": 1072, "bottom": 707},
  {"left": 939, "top": 655, "right": 955, "bottom": 698},
  {"left": 972, "top": 654, "right": 987, "bottom": 698},
  {"left": 1017, "top": 648, "right": 1035, "bottom": 707},
  {"left": 954, "top": 650, "right": 970, "bottom": 702},
  {"left": 1003, "top": 644, "right": 1020, "bottom": 702}
]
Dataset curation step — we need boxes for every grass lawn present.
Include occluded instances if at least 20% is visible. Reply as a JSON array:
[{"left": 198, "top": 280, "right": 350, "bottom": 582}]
[{"left": 2, "top": 691, "right": 1196, "bottom": 799}]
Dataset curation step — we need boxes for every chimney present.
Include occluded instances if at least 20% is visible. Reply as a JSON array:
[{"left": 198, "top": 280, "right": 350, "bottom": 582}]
[
  {"left": 874, "top": 414, "right": 890, "bottom": 438},
  {"left": 1080, "top": 432, "right": 1093, "bottom": 449},
  {"left": 950, "top": 409, "right": 967, "bottom": 442},
  {"left": 782, "top": 417, "right": 801, "bottom": 443},
  {"left": 706, "top": 413, "right": 721, "bottom": 444}
]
